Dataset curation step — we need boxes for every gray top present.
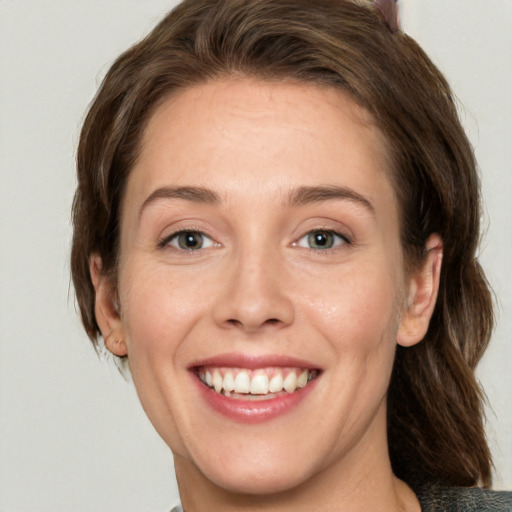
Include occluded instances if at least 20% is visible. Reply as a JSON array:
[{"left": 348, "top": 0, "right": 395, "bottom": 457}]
[
  {"left": 170, "top": 486, "right": 512, "bottom": 511},
  {"left": 416, "top": 484, "right": 512, "bottom": 511}
]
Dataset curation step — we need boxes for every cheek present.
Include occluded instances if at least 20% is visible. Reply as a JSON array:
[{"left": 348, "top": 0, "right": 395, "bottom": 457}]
[
  {"left": 118, "top": 260, "right": 210, "bottom": 361},
  {"left": 301, "top": 260, "right": 401, "bottom": 414},
  {"left": 115, "top": 263, "right": 208, "bottom": 447},
  {"left": 302, "top": 260, "right": 401, "bottom": 350},
  {"left": 289, "top": 262, "right": 401, "bottom": 453}
]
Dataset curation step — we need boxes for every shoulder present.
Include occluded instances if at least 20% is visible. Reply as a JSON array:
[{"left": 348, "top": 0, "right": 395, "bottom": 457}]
[{"left": 416, "top": 484, "right": 512, "bottom": 512}]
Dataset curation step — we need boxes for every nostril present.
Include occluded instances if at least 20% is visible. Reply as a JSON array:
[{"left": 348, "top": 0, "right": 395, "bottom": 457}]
[{"left": 225, "top": 317, "right": 281, "bottom": 329}]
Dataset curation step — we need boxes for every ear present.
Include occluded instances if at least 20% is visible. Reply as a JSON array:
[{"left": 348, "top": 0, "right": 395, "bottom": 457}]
[
  {"left": 396, "top": 234, "right": 443, "bottom": 347},
  {"left": 89, "top": 254, "right": 127, "bottom": 357}
]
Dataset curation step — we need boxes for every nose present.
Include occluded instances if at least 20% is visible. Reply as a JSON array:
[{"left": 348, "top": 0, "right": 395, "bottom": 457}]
[{"left": 212, "top": 247, "right": 295, "bottom": 333}]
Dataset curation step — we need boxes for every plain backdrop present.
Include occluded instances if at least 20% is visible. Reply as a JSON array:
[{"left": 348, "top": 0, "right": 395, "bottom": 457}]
[{"left": 0, "top": 1, "right": 511, "bottom": 511}]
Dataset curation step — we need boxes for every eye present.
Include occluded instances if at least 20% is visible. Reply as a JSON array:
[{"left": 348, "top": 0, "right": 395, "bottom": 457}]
[
  {"left": 162, "top": 230, "right": 216, "bottom": 251},
  {"left": 294, "top": 230, "right": 349, "bottom": 250}
]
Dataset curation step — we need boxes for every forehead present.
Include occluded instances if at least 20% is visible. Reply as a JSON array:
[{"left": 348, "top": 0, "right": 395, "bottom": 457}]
[{"left": 125, "top": 77, "right": 396, "bottom": 218}]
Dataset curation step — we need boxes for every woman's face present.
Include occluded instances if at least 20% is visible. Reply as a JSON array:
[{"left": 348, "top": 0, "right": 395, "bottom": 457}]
[{"left": 103, "top": 78, "right": 421, "bottom": 494}]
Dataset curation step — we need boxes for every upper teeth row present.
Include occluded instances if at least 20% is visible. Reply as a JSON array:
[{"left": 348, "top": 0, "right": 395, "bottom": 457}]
[{"left": 198, "top": 368, "right": 316, "bottom": 395}]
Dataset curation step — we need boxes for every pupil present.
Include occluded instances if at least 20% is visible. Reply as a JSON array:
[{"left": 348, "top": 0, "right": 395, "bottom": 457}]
[
  {"left": 309, "top": 231, "right": 333, "bottom": 249},
  {"left": 315, "top": 233, "right": 327, "bottom": 246},
  {"left": 180, "top": 232, "right": 202, "bottom": 249}
]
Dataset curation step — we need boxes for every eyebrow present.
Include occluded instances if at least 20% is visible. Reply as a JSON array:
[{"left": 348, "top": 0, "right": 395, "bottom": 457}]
[
  {"left": 139, "top": 186, "right": 221, "bottom": 217},
  {"left": 139, "top": 184, "right": 375, "bottom": 217},
  {"left": 288, "top": 185, "right": 375, "bottom": 214}
]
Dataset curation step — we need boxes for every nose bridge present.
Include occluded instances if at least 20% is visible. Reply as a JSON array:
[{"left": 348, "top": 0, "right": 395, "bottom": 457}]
[{"left": 213, "top": 235, "right": 294, "bottom": 331}]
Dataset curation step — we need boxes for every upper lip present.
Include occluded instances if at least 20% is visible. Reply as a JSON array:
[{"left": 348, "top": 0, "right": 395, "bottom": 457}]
[{"left": 189, "top": 352, "right": 321, "bottom": 370}]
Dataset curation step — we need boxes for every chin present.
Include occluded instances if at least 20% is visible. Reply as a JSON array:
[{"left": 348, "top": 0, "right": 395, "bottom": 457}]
[{"left": 198, "top": 454, "right": 314, "bottom": 496}]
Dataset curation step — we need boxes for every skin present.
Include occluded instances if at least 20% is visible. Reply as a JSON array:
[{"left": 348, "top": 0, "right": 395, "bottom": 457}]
[{"left": 91, "top": 78, "right": 442, "bottom": 511}]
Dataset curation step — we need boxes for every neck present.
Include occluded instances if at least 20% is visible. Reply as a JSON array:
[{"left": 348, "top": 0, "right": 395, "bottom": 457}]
[{"left": 174, "top": 411, "right": 420, "bottom": 512}]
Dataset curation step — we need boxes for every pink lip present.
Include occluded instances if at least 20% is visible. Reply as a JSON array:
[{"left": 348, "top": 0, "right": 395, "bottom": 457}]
[
  {"left": 193, "top": 374, "right": 318, "bottom": 423},
  {"left": 189, "top": 352, "right": 319, "bottom": 370},
  {"left": 188, "top": 353, "right": 321, "bottom": 424}
]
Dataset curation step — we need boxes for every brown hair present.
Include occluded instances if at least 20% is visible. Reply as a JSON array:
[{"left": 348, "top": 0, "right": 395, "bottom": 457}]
[{"left": 71, "top": 0, "right": 493, "bottom": 488}]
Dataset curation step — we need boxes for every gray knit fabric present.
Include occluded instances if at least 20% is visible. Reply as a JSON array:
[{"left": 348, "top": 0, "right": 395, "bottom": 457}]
[{"left": 416, "top": 485, "right": 512, "bottom": 511}]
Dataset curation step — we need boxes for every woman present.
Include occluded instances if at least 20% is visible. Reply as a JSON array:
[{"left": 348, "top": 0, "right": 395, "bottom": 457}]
[{"left": 71, "top": 0, "right": 511, "bottom": 510}]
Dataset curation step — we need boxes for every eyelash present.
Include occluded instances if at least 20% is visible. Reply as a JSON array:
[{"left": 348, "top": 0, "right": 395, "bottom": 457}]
[
  {"left": 293, "top": 229, "right": 351, "bottom": 252},
  {"left": 157, "top": 229, "right": 217, "bottom": 251},
  {"left": 158, "top": 228, "right": 351, "bottom": 252}
]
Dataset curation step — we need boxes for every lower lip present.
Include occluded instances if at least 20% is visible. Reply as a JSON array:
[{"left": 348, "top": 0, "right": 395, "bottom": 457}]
[{"left": 193, "top": 373, "right": 318, "bottom": 424}]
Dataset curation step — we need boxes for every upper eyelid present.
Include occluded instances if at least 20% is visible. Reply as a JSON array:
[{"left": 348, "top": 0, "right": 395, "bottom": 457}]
[
  {"left": 294, "top": 229, "right": 351, "bottom": 248},
  {"left": 295, "top": 227, "right": 352, "bottom": 243},
  {"left": 158, "top": 228, "right": 217, "bottom": 248},
  {"left": 160, "top": 225, "right": 215, "bottom": 239},
  {"left": 292, "top": 216, "right": 354, "bottom": 239}
]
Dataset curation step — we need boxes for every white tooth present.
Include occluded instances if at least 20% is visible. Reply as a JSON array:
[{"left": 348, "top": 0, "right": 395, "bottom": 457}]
[
  {"left": 283, "top": 371, "right": 297, "bottom": 393},
  {"left": 250, "top": 374, "right": 269, "bottom": 395},
  {"left": 297, "top": 370, "right": 308, "bottom": 389},
  {"left": 212, "top": 369, "right": 223, "bottom": 393},
  {"left": 234, "top": 371, "right": 251, "bottom": 393},
  {"left": 268, "top": 373, "right": 284, "bottom": 393},
  {"left": 223, "top": 371, "right": 235, "bottom": 392},
  {"left": 205, "top": 370, "right": 213, "bottom": 387}
]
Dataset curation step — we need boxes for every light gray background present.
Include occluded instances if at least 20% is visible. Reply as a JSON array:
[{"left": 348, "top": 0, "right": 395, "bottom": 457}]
[{"left": 1, "top": 1, "right": 511, "bottom": 511}]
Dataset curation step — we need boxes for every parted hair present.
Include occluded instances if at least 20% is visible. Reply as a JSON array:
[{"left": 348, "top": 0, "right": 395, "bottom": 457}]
[{"left": 71, "top": 0, "right": 494, "bottom": 488}]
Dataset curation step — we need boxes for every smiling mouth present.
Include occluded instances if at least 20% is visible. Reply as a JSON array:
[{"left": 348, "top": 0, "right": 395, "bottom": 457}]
[{"left": 196, "top": 366, "right": 320, "bottom": 401}]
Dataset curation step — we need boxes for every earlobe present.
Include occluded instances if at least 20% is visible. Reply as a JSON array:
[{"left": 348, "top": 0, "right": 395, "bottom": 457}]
[
  {"left": 89, "top": 254, "right": 127, "bottom": 357},
  {"left": 397, "top": 234, "right": 443, "bottom": 348},
  {"left": 104, "top": 335, "right": 128, "bottom": 357}
]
